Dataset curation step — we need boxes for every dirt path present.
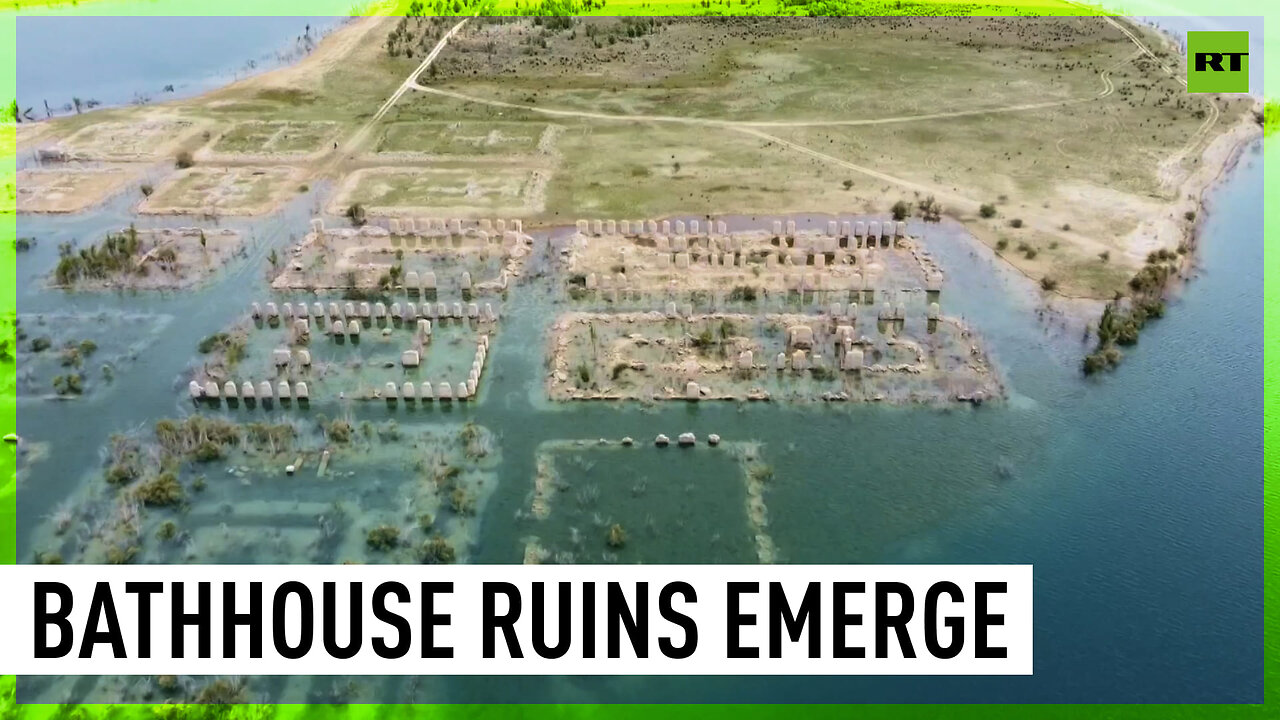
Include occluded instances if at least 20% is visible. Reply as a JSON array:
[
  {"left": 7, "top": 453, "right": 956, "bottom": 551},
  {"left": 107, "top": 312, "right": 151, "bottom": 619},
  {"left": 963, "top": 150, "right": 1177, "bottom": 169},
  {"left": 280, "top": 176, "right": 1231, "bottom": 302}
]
[
  {"left": 407, "top": 78, "right": 1113, "bottom": 131},
  {"left": 1078, "top": 13, "right": 1222, "bottom": 190},
  {"left": 319, "top": 16, "right": 472, "bottom": 177}
]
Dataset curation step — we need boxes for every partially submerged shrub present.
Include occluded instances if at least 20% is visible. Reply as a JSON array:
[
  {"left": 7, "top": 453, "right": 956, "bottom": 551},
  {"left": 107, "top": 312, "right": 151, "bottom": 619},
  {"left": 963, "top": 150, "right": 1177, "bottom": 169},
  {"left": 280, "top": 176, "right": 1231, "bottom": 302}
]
[
  {"left": 421, "top": 535, "right": 456, "bottom": 564},
  {"left": 606, "top": 523, "right": 627, "bottom": 549},
  {"left": 134, "top": 472, "right": 184, "bottom": 506},
  {"left": 366, "top": 525, "right": 401, "bottom": 551}
]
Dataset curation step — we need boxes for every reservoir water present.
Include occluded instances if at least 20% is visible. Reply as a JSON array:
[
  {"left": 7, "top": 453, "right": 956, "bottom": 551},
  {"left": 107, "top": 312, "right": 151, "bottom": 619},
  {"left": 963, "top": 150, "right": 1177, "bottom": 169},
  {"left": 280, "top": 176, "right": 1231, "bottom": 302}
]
[
  {"left": 16, "top": 14, "right": 349, "bottom": 119},
  {"left": 11, "top": 16, "right": 1263, "bottom": 705}
]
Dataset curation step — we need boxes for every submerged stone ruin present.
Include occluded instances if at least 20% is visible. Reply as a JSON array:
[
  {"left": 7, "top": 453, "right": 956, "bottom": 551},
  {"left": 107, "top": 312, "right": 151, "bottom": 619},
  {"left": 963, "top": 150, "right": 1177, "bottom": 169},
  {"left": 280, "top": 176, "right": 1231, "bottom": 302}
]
[{"left": 546, "top": 217, "right": 998, "bottom": 405}]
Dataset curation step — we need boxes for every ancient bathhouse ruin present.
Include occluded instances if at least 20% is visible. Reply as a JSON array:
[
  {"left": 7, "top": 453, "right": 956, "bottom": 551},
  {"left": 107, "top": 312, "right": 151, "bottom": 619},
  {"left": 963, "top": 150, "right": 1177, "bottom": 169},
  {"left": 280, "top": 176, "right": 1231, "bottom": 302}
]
[
  {"left": 181, "top": 214, "right": 1000, "bottom": 409},
  {"left": 549, "top": 217, "right": 1000, "bottom": 404},
  {"left": 190, "top": 217, "right": 525, "bottom": 407}
]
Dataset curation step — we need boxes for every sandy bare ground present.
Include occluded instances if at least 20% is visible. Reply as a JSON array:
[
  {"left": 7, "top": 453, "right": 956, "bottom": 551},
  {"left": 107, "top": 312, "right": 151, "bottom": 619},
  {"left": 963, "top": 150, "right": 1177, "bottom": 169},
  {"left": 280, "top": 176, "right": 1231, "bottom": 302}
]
[
  {"left": 327, "top": 165, "right": 546, "bottom": 218},
  {"left": 213, "top": 17, "right": 386, "bottom": 98},
  {"left": 138, "top": 165, "right": 304, "bottom": 217},
  {"left": 16, "top": 166, "right": 141, "bottom": 214}
]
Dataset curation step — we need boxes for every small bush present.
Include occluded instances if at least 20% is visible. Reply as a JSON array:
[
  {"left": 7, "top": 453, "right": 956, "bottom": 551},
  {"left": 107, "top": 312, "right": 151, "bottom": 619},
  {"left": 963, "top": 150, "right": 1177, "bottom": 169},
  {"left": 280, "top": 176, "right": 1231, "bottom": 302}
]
[
  {"left": 174, "top": 151, "right": 195, "bottom": 169},
  {"left": 328, "top": 420, "right": 353, "bottom": 443},
  {"left": 134, "top": 472, "right": 184, "bottom": 506},
  {"left": 810, "top": 366, "right": 836, "bottom": 382},
  {"left": 1082, "top": 352, "right": 1110, "bottom": 375},
  {"left": 366, "top": 525, "right": 401, "bottom": 551},
  {"left": 749, "top": 464, "right": 775, "bottom": 483},
  {"left": 193, "top": 441, "right": 223, "bottom": 463},
  {"left": 105, "top": 463, "right": 138, "bottom": 485},
  {"left": 345, "top": 202, "right": 367, "bottom": 227},
  {"left": 421, "top": 535, "right": 456, "bottom": 564},
  {"left": 1009, "top": 218, "right": 1024, "bottom": 229},
  {"left": 606, "top": 523, "right": 627, "bottom": 549},
  {"left": 450, "top": 487, "right": 476, "bottom": 516},
  {"left": 1040, "top": 276, "right": 1059, "bottom": 291},
  {"left": 52, "top": 373, "right": 83, "bottom": 395},
  {"left": 979, "top": 203, "right": 997, "bottom": 218}
]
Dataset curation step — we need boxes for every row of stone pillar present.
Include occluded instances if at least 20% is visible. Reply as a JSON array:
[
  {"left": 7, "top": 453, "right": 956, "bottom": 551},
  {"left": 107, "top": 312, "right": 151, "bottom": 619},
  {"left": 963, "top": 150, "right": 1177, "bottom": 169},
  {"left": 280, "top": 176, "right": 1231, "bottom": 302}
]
[
  {"left": 770, "top": 347, "right": 866, "bottom": 372},
  {"left": 257, "top": 300, "right": 499, "bottom": 327},
  {"left": 576, "top": 218, "right": 731, "bottom": 238},
  {"left": 772, "top": 219, "right": 908, "bottom": 239},
  {"left": 574, "top": 218, "right": 907, "bottom": 241},
  {"left": 382, "top": 380, "right": 472, "bottom": 401},
  {"left": 190, "top": 379, "right": 309, "bottom": 401},
  {"left": 311, "top": 217, "right": 523, "bottom": 236}
]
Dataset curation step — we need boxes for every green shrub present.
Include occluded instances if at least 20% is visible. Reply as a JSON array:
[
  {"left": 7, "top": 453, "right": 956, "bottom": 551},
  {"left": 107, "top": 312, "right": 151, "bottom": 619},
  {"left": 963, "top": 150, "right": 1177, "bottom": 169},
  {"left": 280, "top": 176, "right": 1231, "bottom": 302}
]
[
  {"left": 52, "top": 373, "right": 84, "bottom": 395},
  {"left": 328, "top": 420, "right": 353, "bottom": 443},
  {"left": 134, "top": 472, "right": 184, "bottom": 506},
  {"left": 450, "top": 487, "right": 476, "bottom": 516},
  {"left": 105, "top": 463, "right": 138, "bottom": 485},
  {"left": 606, "top": 523, "right": 627, "bottom": 549},
  {"left": 421, "top": 535, "right": 456, "bottom": 564},
  {"left": 366, "top": 525, "right": 401, "bottom": 551},
  {"left": 345, "top": 202, "right": 367, "bottom": 227},
  {"left": 193, "top": 441, "right": 223, "bottom": 463}
]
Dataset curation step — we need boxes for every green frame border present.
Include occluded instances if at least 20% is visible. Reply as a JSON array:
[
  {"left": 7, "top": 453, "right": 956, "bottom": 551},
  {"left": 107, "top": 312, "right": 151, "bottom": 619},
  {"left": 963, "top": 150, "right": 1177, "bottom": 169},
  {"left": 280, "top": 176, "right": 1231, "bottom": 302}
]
[{"left": 0, "top": 0, "right": 1273, "bottom": 714}]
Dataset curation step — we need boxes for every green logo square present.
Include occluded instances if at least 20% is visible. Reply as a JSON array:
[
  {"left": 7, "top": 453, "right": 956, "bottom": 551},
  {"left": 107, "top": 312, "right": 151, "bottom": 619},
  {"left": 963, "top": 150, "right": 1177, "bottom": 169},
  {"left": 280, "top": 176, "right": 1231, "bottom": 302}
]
[{"left": 1187, "top": 31, "right": 1249, "bottom": 93}]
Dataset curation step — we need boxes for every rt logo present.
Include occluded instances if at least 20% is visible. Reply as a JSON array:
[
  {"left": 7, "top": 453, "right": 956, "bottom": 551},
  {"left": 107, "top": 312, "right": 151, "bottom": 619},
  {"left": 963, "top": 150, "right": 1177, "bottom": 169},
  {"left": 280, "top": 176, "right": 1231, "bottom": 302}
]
[{"left": 1187, "top": 31, "right": 1249, "bottom": 93}]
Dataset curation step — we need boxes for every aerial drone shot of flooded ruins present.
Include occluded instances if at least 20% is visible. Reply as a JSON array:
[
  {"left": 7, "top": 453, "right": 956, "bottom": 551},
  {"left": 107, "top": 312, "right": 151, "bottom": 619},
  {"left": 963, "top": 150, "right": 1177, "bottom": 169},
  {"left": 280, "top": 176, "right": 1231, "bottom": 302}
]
[{"left": 13, "top": 14, "right": 1260, "bottom": 703}]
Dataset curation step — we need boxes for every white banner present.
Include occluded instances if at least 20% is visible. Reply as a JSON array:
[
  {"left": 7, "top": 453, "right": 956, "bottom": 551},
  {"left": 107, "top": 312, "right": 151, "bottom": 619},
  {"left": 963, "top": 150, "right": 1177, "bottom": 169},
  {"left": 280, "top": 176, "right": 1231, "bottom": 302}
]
[{"left": 0, "top": 564, "right": 1032, "bottom": 675}]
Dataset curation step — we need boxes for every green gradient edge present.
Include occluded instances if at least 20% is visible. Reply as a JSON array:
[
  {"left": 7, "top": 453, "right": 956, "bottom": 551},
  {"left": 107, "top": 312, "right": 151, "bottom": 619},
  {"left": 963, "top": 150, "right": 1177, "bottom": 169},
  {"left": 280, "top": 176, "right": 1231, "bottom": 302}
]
[{"left": 0, "top": 0, "right": 1273, "bottom": 716}]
